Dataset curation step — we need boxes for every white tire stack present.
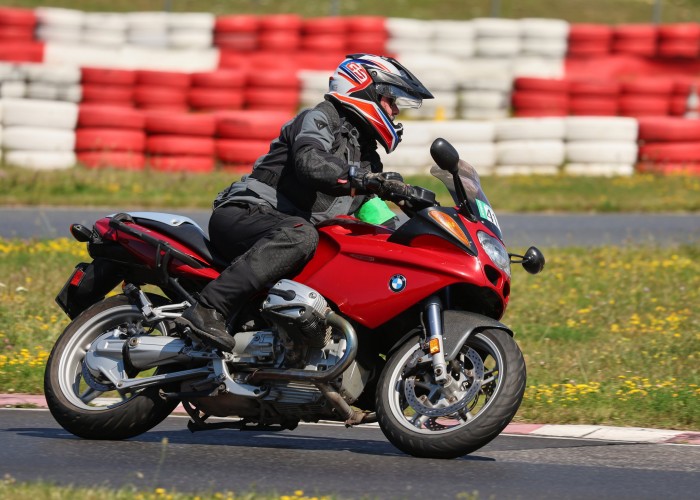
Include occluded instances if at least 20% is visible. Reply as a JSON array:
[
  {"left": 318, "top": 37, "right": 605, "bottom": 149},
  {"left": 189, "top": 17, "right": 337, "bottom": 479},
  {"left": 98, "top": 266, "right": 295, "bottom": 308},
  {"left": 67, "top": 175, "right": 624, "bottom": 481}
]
[
  {"left": 23, "top": 63, "right": 82, "bottom": 102},
  {"left": 82, "top": 12, "right": 127, "bottom": 47},
  {"left": 0, "top": 62, "right": 26, "bottom": 99},
  {"left": 34, "top": 7, "right": 84, "bottom": 44},
  {"left": 399, "top": 54, "right": 461, "bottom": 120},
  {"left": 473, "top": 18, "right": 521, "bottom": 58},
  {"left": 435, "top": 120, "right": 497, "bottom": 175},
  {"left": 1, "top": 98, "right": 77, "bottom": 169},
  {"left": 430, "top": 20, "right": 475, "bottom": 58},
  {"left": 298, "top": 70, "right": 329, "bottom": 110},
  {"left": 519, "top": 18, "right": 569, "bottom": 58},
  {"left": 378, "top": 120, "right": 433, "bottom": 176},
  {"left": 167, "top": 12, "right": 215, "bottom": 49},
  {"left": 0, "top": 100, "right": 3, "bottom": 161},
  {"left": 494, "top": 117, "right": 566, "bottom": 175},
  {"left": 458, "top": 60, "right": 512, "bottom": 120},
  {"left": 564, "top": 117, "right": 639, "bottom": 176},
  {"left": 127, "top": 11, "right": 169, "bottom": 48},
  {"left": 385, "top": 18, "right": 435, "bottom": 57}
]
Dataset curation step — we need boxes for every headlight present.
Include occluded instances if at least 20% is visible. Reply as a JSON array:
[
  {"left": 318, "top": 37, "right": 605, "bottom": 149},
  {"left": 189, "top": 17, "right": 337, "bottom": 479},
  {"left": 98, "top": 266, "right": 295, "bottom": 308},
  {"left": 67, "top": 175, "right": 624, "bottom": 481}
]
[{"left": 477, "top": 231, "right": 511, "bottom": 277}]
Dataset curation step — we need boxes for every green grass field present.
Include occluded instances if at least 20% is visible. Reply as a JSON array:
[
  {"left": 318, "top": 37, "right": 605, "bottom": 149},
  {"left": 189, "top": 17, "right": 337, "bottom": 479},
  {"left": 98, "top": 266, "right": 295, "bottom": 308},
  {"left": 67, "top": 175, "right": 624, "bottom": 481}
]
[{"left": 2, "top": 164, "right": 700, "bottom": 212}]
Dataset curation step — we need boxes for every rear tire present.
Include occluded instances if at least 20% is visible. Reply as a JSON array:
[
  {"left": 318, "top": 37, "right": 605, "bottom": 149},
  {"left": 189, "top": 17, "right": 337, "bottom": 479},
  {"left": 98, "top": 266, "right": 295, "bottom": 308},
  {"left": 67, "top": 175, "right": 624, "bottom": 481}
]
[
  {"left": 44, "top": 294, "right": 180, "bottom": 440},
  {"left": 376, "top": 329, "right": 526, "bottom": 458}
]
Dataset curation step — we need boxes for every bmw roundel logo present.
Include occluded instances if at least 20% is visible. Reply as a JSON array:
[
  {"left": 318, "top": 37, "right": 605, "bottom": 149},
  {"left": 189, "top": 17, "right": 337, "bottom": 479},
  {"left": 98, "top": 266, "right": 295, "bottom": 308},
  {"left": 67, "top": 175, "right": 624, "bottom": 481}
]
[{"left": 389, "top": 274, "right": 407, "bottom": 293}]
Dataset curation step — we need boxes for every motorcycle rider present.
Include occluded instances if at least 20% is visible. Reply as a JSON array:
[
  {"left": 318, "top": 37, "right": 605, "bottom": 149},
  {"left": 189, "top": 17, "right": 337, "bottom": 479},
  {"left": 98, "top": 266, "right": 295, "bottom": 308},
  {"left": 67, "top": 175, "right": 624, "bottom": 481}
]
[{"left": 181, "top": 54, "right": 433, "bottom": 352}]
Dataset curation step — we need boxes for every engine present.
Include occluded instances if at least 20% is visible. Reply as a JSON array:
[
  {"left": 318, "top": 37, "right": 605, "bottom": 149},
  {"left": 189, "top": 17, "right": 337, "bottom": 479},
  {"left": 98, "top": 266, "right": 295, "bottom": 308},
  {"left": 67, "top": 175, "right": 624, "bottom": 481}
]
[
  {"left": 188, "top": 280, "right": 371, "bottom": 420},
  {"left": 261, "top": 279, "right": 332, "bottom": 349}
]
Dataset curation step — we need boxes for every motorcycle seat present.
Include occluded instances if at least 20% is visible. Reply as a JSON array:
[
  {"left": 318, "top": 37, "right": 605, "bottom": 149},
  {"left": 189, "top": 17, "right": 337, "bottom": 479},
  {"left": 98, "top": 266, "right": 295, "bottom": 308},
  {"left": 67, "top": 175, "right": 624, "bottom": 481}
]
[{"left": 130, "top": 215, "right": 229, "bottom": 270}]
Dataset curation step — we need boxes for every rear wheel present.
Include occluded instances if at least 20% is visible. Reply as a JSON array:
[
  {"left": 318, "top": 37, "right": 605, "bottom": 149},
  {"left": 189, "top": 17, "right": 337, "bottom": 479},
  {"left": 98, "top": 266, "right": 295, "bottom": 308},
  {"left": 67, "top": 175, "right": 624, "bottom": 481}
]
[
  {"left": 44, "top": 294, "right": 180, "bottom": 440},
  {"left": 376, "top": 329, "right": 526, "bottom": 459}
]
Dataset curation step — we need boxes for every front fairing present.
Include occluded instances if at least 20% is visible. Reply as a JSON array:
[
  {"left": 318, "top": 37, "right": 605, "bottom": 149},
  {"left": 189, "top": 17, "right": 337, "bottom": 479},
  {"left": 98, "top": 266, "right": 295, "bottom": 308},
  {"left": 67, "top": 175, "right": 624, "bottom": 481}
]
[{"left": 430, "top": 161, "right": 504, "bottom": 242}]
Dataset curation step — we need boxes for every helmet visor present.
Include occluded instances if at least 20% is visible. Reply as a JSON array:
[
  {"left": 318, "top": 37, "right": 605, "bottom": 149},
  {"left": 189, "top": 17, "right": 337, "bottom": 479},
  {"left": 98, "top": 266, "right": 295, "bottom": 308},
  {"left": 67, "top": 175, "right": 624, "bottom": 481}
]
[{"left": 375, "top": 83, "right": 423, "bottom": 109}]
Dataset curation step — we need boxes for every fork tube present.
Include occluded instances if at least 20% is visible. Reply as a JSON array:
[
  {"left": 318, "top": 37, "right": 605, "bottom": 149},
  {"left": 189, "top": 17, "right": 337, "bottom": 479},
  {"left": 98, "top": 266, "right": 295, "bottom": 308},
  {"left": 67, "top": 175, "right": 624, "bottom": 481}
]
[{"left": 425, "top": 296, "right": 449, "bottom": 385}]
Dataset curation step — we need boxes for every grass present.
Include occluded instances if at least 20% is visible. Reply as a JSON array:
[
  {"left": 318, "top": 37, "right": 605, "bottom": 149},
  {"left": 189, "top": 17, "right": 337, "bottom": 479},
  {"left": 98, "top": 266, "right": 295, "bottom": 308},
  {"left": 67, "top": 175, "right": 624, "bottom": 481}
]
[
  {"left": 3, "top": 164, "right": 700, "bottom": 212},
  {"left": 3, "top": 0, "right": 700, "bottom": 23},
  {"left": 0, "top": 238, "right": 698, "bottom": 430},
  {"left": 0, "top": 477, "right": 350, "bottom": 500}
]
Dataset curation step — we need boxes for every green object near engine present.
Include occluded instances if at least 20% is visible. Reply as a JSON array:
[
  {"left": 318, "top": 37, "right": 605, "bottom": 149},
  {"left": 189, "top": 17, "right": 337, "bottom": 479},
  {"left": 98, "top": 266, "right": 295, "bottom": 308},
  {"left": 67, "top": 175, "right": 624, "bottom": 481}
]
[{"left": 357, "top": 197, "right": 397, "bottom": 225}]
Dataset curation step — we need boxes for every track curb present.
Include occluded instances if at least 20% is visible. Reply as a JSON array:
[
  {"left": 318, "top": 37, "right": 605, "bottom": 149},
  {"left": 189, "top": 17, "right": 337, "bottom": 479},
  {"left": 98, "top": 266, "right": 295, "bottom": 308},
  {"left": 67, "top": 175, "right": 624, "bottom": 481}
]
[{"left": 2, "top": 393, "right": 698, "bottom": 445}]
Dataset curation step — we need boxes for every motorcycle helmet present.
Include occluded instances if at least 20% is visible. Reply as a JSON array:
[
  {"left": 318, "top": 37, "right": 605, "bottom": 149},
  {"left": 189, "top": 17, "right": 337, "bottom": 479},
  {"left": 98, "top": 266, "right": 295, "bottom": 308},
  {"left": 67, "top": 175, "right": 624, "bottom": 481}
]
[{"left": 326, "top": 54, "right": 433, "bottom": 153}]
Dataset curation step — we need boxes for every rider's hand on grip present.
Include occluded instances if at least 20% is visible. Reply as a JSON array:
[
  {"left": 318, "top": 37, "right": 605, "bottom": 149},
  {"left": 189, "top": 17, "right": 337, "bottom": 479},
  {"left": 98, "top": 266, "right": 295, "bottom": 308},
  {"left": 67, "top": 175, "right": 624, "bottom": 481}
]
[{"left": 363, "top": 171, "right": 410, "bottom": 200}]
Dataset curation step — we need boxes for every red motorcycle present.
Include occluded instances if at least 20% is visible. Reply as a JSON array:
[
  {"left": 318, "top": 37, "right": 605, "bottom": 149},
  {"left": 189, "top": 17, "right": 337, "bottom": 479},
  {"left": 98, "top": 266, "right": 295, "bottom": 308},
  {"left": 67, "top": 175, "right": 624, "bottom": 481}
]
[{"left": 45, "top": 139, "right": 544, "bottom": 459}]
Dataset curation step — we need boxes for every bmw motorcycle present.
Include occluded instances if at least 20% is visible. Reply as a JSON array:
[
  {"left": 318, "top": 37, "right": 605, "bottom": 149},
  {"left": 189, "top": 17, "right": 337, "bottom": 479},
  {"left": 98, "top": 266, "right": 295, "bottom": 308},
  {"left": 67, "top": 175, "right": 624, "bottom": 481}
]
[{"left": 45, "top": 138, "right": 545, "bottom": 459}]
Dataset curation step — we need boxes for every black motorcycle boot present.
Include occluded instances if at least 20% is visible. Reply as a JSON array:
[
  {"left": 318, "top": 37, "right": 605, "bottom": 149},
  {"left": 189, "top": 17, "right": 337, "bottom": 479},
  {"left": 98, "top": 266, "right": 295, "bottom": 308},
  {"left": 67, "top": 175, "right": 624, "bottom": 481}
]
[{"left": 180, "top": 302, "right": 236, "bottom": 352}]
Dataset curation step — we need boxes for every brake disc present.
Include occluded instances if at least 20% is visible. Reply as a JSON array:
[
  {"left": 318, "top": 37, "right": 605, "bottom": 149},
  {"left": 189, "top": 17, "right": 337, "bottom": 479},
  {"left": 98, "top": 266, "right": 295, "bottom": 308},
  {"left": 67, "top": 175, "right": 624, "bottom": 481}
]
[{"left": 403, "top": 347, "right": 485, "bottom": 418}]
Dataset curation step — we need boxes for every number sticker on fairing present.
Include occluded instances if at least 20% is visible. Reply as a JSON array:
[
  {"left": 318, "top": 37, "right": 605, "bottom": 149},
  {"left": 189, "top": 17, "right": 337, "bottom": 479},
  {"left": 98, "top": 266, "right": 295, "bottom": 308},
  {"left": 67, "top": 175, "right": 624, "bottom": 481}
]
[{"left": 475, "top": 199, "right": 501, "bottom": 231}]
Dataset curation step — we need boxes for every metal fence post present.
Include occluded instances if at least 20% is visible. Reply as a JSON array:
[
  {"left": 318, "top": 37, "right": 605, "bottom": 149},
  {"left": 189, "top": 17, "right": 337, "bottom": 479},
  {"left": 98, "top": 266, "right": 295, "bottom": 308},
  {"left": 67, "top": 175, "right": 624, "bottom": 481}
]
[
  {"left": 491, "top": 0, "right": 502, "bottom": 17},
  {"left": 652, "top": 0, "right": 663, "bottom": 23}
]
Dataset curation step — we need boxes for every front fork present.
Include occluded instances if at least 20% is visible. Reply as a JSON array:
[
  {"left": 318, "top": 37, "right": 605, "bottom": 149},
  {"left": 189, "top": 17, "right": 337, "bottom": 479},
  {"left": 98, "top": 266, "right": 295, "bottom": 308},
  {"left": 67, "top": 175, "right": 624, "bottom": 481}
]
[{"left": 424, "top": 296, "right": 461, "bottom": 399}]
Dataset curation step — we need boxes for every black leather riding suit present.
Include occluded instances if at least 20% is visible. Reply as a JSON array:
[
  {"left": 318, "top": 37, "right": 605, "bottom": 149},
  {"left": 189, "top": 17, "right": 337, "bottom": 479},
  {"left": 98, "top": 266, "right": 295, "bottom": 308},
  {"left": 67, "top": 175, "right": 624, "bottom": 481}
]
[{"left": 200, "top": 98, "right": 384, "bottom": 319}]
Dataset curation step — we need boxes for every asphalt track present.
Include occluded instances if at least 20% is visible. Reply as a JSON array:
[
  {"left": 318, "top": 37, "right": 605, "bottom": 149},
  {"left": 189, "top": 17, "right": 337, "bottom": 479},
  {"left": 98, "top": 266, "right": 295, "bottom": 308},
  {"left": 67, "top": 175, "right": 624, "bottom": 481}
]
[
  {"left": 1, "top": 407, "right": 698, "bottom": 500},
  {"left": 2, "top": 206, "right": 700, "bottom": 248}
]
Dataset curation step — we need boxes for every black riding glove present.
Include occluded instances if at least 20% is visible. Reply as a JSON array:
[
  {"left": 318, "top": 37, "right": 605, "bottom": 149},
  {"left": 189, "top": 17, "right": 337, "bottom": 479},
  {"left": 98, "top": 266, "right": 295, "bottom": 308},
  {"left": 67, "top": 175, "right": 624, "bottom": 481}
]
[{"left": 352, "top": 169, "right": 412, "bottom": 200}]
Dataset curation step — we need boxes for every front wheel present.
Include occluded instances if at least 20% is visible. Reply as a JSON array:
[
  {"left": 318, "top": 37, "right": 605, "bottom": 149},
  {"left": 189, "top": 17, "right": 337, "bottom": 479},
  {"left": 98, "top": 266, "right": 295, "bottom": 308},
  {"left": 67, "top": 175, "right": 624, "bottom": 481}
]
[
  {"left": 376, "top": 329, "right": 526, "bottom": 459},
  {"left": 44, "top": 294, "right": 181, "bottom": 440}
]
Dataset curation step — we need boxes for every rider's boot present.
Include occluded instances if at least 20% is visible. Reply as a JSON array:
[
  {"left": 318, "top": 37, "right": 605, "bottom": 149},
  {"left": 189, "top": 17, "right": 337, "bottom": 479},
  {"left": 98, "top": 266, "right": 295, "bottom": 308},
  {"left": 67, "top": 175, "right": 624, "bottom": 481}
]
[{"left": 181, "top": 302, "right": 236, "bottom": 352}]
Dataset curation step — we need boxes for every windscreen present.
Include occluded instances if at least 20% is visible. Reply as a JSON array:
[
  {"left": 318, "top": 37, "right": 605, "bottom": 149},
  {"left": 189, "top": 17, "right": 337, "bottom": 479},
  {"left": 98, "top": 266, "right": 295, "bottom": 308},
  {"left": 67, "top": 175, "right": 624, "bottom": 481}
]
[{"left": 430, "top": 160, "right": 503, "bottom": 241}]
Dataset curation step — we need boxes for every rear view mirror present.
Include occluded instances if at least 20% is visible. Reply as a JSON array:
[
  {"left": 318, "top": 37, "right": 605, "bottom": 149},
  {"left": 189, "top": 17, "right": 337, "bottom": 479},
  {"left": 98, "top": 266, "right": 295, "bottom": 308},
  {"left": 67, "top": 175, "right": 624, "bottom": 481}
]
[
  {"left": 510, "top": 246, "right": 546, "bottom": 275},
  {"left": 430, "top": 138, "right": 460, "bottom": 174}
]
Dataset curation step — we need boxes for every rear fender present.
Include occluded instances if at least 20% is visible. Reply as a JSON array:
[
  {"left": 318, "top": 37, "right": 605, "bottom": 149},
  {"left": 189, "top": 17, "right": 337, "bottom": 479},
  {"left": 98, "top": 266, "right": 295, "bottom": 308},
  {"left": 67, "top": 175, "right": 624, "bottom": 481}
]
[{"left": 442, "top": 310, "right": 512, "bottom": 361}]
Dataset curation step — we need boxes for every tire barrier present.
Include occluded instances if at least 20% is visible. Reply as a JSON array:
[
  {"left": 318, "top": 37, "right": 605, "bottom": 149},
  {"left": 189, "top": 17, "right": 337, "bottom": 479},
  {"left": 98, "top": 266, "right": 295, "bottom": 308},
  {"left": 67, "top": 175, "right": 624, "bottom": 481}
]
[
  {"left": 3, "top": 94, "right": 697, "bottom": 177},
  {"left": 2, "top": 10, "right": 700, "bottom": 177},
  {"left": 215, "top": 110, "right": 291, "bottom": 169},
  {"left": 636, "top": 116, "right": 700, "bottom": 175},
  {"left": 563, "top": 117, "right": 638, "bottom": 176},
  {"left": 512, "top": 76, "right": 700, "bottom": 118}
]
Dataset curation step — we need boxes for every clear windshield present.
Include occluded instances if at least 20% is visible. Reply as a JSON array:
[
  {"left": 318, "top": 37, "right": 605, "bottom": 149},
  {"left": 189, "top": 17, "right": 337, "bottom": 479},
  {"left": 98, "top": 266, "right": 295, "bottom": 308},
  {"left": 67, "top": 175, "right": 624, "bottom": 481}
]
[{"left": 430, "top": 160, "right": 503, "bottom": 241}]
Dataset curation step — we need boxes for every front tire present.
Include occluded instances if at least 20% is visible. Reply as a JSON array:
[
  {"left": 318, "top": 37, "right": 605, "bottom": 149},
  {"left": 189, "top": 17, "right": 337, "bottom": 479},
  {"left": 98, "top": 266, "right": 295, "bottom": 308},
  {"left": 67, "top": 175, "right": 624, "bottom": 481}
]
[
  {"left": 376, "top": 329, "right": 526, "bottom": 458},
  {"left": 44, "top": 294, "right": 180, "bottom": 440}
]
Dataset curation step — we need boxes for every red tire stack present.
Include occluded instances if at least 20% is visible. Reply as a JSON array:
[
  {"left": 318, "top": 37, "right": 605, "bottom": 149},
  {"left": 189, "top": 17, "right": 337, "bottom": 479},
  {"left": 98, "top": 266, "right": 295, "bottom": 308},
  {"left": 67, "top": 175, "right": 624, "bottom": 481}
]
[
  {"left": 619, "top": 78, "right": 673, "bottom": 118},
  {"left": 637, "top": 117, "right": 700, "bottom": 175},
  {"left": 80, "top": 67, "right": 136, "bottom": 106},
  {"left": 670, "top": 78, "right": 700, "bottom": 116},
  {"left": 345, "top": 16, "right": 388, "bottom": 54},
  {"left": 511, "top": 77, "right": 569, "bottom": 117},
  {"left": 215, "top": 110, "right": 293, "bottom": 173},
  {"left": 657, "top": 23, "right": 700, "bottom": 59},
  {"left": 567, "top": 24, "right": 612, "bottom": 58},
  {"left": 612, "top": 24, "right": 657, "bottom": 57},
  {"left": 145, "top": 111, "right": 216, "bottom": 173},
  {"left": 302, "top": 17, "right": 347, "bottom": 54},
  {"left": 258, "top": 14, "right": 302, "bottom": 53},
  {"left": 189, "top": 69, "right": 246, "bottom": 112},
  {"left": 134, "top": 70, "right": 191, "bottom": 113},
  {"left": 245, "top": 65, "right": 300, "bottom": 114},
  {"left": 0, "top": 7, "right": 43, "bottom": 63},
  {"left": 568, "top": 80, "right": 619, "bottom": 116},
  {"left": 214, "top": 14, "right": 259, "bottom": 52},
  {"left": 75, "top": 104, "right": 146, "bottom": 170}
]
